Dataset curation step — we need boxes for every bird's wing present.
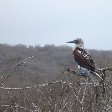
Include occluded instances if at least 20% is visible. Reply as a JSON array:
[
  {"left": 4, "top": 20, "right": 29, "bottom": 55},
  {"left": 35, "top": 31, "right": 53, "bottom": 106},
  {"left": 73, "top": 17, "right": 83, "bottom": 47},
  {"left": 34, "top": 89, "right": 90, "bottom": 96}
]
[
  {"left": 73, "top": 48, "right": 95, "bottom": 71},
  {"left": 82, "top": 49, "right": 94, "bottom": 64},
  {"left": 76, "top": 47, "right": 94, "bottom": 63}
]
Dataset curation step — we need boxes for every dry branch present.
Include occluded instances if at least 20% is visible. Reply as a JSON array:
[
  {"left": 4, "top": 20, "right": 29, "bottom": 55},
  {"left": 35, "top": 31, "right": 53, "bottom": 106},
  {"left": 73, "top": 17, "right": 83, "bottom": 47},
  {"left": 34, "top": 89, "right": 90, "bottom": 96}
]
[
  {"left": 64, "top": 66, "right": 112, "bottom": 81},
  {"left": 0, "top": 56, "right": 34, "bottom": 83}
]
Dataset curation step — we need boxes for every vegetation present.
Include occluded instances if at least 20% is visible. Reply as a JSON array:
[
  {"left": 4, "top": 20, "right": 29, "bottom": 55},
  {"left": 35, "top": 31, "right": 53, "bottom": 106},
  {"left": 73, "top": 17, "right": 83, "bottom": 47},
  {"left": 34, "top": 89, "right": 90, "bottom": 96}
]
[{"left": 0, "top": 44, "right": 112, "bottom": 112}]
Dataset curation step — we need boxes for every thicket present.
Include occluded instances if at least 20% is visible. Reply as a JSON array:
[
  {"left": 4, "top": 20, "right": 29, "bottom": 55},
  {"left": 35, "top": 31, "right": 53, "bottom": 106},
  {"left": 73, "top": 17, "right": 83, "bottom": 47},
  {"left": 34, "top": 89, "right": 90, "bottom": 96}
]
[{"left": 0, "top": 44, "right": 112, "bottom": 112}]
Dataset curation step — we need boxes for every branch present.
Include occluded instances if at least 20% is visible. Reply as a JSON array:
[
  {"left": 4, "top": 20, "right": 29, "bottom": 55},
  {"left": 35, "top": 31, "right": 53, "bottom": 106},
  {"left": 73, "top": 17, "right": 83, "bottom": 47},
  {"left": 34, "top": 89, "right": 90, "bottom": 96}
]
[
  {"left": 80, "top": 78, "right": 88, "bottom": 104},
  {"left": 0, "top": 56, "right": 34, "bottom": 83},
  {"left": 100, "top": 66, "right": 112, "bottom": 74},
  {"left": 0, "top": 80, "right": 72, "bottom": 90}
]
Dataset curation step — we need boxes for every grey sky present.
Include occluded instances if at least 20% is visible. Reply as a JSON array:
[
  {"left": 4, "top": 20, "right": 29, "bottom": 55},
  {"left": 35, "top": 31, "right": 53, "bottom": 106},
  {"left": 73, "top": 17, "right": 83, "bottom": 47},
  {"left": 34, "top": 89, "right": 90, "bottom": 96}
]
[{"left": 0, "top": 0, "right": 112, "bottom": 50}]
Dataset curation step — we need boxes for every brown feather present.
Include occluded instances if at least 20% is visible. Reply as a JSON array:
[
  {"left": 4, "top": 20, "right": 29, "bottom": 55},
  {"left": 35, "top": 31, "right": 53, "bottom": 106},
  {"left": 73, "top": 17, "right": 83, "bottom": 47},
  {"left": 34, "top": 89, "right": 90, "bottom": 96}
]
[{"left": 73, "top": 47, "right": 95, "bottom": 72}]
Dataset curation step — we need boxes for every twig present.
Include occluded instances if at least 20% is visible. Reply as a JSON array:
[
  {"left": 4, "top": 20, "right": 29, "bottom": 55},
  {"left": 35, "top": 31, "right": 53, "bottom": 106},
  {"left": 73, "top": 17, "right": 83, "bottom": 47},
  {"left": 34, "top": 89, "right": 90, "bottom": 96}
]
[
  {"left": 0, "top": 56, "right": 34, "bottom": 83},
  {"left": 80, "top": 78, "right": 88, "bottom": 104},
  {"left": 0, "top": 81, "right": 72, "bottom": 90}
]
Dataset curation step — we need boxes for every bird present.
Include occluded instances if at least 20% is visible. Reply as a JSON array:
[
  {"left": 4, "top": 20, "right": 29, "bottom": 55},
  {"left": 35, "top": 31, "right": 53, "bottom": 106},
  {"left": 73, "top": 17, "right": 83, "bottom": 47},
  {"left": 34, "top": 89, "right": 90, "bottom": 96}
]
[{"left": 66, "top": 38, "right": 103, "bottom": 80}]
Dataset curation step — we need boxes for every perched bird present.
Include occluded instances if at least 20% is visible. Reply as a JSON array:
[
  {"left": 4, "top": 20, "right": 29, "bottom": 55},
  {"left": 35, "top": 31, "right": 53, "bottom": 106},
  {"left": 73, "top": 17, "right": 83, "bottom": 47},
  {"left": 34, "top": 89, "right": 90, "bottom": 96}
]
[{"left": 66, "top": 38, "right": 103, "bottom": 80}]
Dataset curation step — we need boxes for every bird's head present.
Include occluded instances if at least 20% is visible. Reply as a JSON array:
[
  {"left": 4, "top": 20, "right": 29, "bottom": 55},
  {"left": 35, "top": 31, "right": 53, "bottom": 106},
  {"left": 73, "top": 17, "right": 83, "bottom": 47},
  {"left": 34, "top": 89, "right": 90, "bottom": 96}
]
[{"left": 66, "top": 38, "right": 84, "bottom": 48}]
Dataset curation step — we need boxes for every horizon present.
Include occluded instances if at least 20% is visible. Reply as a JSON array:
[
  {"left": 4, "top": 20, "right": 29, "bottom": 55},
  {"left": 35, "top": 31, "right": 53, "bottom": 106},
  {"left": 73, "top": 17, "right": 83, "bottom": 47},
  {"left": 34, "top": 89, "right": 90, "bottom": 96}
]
[{"left": 0, "top": 42, "right": 111, "bottom": 51}]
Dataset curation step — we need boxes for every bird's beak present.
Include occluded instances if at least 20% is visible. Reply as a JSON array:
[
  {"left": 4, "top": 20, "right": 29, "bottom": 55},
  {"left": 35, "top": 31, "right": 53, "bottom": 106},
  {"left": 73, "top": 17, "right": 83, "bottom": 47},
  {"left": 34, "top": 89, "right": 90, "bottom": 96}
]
[{"left": 66, "top": 40, "right": 75, "bottom": 43}]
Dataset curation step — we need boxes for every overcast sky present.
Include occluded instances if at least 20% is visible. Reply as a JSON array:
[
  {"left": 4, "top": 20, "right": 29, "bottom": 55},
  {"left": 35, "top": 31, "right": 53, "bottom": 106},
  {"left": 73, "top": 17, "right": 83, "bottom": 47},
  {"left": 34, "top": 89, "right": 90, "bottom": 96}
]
[{"left": 0, "top": 0, "right": 112, "bottom": 50}]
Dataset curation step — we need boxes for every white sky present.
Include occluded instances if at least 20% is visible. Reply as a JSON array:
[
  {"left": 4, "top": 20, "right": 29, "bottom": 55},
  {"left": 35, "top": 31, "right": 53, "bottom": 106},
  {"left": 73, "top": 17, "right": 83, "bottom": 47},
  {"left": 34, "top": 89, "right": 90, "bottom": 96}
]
[{"left": 0, "top": 0, "right": 112, "bottom": 50}]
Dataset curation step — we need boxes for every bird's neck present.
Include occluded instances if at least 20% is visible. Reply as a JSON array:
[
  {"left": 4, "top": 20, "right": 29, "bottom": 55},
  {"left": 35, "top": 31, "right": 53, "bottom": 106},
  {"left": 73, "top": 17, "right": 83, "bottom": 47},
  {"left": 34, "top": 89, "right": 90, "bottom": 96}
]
[{"left": 75, "top": 44, "right": 84, "bottom": 49}]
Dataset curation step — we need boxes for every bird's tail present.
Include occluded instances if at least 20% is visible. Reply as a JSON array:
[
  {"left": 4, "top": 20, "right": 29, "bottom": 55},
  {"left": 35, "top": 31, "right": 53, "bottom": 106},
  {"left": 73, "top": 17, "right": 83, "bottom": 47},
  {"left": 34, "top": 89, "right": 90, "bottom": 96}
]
[{"left": 90, "top": 71, "right": 103, "bottom": 80}]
